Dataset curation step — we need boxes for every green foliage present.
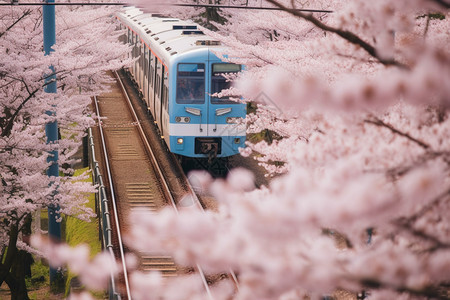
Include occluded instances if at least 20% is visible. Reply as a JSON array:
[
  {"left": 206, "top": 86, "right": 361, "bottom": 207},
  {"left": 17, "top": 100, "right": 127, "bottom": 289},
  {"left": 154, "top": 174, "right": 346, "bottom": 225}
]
[
  {"left": 418, "top": 13, "right": 446, "bottom": 20},
  {"left": 429, "top": 13, "right": 445, "bottom": 20},
  {"left": 248, "top": 129, "right": 282, "bottom": 145}
]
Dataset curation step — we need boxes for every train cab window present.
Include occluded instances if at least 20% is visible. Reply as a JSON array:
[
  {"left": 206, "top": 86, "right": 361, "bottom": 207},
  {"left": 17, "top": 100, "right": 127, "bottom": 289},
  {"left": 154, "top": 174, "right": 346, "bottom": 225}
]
[
  {"left": 211, "top": 63, "right": 241, "bottom": 104},
  {"left": 176, "top": 63, "right": 205, "bottom": 104}
]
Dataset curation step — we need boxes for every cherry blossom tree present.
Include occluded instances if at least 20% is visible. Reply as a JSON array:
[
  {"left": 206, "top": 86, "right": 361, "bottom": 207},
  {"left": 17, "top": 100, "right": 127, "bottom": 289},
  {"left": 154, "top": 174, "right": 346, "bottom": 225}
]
[
  {"left": 0, "top": 3, "right": 129, "bottom": 299},
  {"left": 35, "top": 1, "right": 450, "bottom": 299}
]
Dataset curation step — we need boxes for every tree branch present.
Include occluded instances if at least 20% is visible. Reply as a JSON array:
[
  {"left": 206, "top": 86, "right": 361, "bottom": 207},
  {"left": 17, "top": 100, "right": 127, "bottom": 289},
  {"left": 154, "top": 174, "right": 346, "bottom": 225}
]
[
  {"left": 363, "top": 117, "right": 430, "bottom": 150},
  {"left": 265, "top": 0, "right": 409, "bottom": 69},
  {"left": 361, "top": 277, "right": 450, "bottom": 300},
  {"left": 1, "top": 82, "right": 51, "bottom": 138},
  {"left": 429, "top": 0, "right": 450, "bottom": 9},
  {"left": 394, "top": 218, "right": 450, "bottom": 251},
  {"left": 0, "top": 10, "right": 31, "bottom": 38},
  {"left": 399, "top": 187, "right": 450, "bottom": 225}
]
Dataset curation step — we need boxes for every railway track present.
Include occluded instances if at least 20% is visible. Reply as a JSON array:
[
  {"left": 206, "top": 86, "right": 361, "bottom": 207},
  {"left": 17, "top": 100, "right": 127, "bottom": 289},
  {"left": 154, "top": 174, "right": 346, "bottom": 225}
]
[{"left": 92, "top": 70, "right": 238, "bottom": 299}]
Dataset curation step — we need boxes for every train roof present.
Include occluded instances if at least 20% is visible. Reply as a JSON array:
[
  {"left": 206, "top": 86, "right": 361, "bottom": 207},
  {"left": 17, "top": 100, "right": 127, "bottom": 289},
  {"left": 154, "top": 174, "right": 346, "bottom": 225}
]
[{"left": 117, "top": 7, "right": 225, "bottom": 65}]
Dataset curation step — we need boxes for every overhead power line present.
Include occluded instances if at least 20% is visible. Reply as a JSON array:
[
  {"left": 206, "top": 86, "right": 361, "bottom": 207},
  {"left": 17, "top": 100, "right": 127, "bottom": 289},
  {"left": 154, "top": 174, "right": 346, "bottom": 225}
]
[
  {"left": 169, "top": 3, "right": 332, "bottom": 12},
  {"left": 0, "top": 2, "right": 123, "bottom": 5},
  {"left": 0, "top": 1, "right": 333, "bottom": 12}
]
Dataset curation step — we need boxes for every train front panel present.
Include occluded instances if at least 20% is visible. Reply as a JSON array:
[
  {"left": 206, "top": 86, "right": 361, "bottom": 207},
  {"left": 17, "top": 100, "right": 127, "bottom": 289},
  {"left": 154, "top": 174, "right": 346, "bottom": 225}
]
[{"left": 167, "top": 50, "right": 246, "bottom": 158}]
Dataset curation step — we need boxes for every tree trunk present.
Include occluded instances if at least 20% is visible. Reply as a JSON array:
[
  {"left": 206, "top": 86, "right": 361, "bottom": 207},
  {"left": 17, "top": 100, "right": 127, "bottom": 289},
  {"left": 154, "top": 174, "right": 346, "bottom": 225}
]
[
  {"left": 0, "top": 220, "right": 31, "bottom": 300},
  {"left": 9, "top": 250, "right": 32, "bottom": 300},
  {"left": 0, "top": 223, "right": 19, "bottom": 286}
]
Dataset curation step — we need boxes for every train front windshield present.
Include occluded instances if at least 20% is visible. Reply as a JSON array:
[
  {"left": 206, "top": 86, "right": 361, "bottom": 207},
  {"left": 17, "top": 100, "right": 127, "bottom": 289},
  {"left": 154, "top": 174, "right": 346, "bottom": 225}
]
[
  {"left": 176, "top": 63, "right": 205, "bottom": 104},
  {"left": 211, "top": 64, "right": 241, "bottom": 104}
]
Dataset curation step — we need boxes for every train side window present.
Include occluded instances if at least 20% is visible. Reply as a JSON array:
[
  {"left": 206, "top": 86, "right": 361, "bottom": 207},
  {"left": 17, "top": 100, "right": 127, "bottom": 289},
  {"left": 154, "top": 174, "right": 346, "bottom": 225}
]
[
  {"left": 211, "top": 63, "right": 241, "bottom": 104},
  {"left": 176, "top": 63, "right": 205, "bottom": 104}
]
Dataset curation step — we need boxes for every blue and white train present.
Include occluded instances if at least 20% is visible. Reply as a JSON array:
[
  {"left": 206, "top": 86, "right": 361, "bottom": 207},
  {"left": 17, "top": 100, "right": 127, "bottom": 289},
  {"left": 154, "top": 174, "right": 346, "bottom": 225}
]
[{"left": 116, "top": 7, "right": 246, "bottom": 161}]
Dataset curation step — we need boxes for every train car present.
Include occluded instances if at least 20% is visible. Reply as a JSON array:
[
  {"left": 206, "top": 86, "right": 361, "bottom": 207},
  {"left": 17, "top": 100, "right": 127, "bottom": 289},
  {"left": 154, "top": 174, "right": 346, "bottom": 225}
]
[{"left": 116, "top": 7, "right": 246, "bottom": 163}]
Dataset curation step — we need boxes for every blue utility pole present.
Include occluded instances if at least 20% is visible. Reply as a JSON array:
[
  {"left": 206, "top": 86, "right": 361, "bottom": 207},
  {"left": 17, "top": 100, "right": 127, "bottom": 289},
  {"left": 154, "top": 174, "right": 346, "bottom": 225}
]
[{"left": 43, "top": 0, "right": 61, "bottom": 285}]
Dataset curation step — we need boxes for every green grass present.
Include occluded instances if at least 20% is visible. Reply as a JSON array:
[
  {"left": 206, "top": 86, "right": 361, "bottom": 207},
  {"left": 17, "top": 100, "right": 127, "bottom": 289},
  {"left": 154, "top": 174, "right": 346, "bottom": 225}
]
[
  {"left": 26, "top": 259, "right": 49, "bottom": 291},
  {"left": 63, "top": 167, "right": 102, "bottom": 297},
  {"left": 25, "top": 167, "right": 103, "bottom": 298}
]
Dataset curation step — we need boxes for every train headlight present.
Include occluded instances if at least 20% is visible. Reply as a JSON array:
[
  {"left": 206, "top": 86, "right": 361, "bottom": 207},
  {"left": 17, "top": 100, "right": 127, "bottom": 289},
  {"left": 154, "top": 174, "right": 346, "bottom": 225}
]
[
  {"left": 234, "top": 138, "right": 241, "bottom": 144},
  {"left": 175, "top": 116, "right": 191, "bottom": 123},
  {"left": 177, "top": 138, "right": 184, "bottom": 145}
]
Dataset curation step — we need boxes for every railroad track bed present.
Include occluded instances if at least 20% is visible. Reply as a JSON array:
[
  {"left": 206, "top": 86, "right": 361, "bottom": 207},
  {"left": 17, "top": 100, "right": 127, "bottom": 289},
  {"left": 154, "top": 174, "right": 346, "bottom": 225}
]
[
  {"left": 91, "top": 70, "right": 238, "bottom": 298},
  {"left": 92, "top": 71, "right": 183, "bottom": 298}
]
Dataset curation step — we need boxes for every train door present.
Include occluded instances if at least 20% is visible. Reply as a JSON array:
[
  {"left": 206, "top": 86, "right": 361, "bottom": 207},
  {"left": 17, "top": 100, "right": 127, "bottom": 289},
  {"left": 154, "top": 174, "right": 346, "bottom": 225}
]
[
  {"left": 162, "top": 80, "right": 170, "bottom": 145},
  {"left": 138, "top": 39, "right": 142, "bottom": 84},
  {"left": 133, "top": 33, "right": 138, "bottom": 77},
  {"left": 151, "top": 56, "right": 158, "bottom": 119},
  {"left": 135, "top": 36, "right": 140, "bottom": 80},
  {"left": 143, "top": 47, "right": 148, "bottom": 105},
  {"left": 130, "top": 32, "right": 134, "bottom": 75},
  {"left": 155, "top": 60, "right": 162, "bottom": 132},
  {"left": 148, "top": 53, "right": 155, "bottom": 114},
  {"left": 139, "top": 42, "right": 143, "bottom": 89},
  {"left": 139, "top": 40, "right": 143, "bottom": 88},
  {"left": 161, "top": 66, "right": 169, "bottom": 142}
]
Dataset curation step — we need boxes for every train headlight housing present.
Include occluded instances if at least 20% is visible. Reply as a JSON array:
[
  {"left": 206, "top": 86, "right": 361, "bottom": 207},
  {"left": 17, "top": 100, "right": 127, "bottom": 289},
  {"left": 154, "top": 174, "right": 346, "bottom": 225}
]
[
  {"left": 234, "top": 138, "right": 241, "bottom": 144},
  {"left": 175, "top": 116, "right": 191, "bottom": 123},
  {"left": 177, "top": 138, "right": 184, "bottom": 145}
]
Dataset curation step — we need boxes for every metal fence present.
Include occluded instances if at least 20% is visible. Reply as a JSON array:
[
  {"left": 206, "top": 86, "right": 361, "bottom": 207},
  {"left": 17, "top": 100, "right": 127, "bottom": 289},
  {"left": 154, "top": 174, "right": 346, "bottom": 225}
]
[{"left": 88, "top": 128, "right": 121, "bottom": 300}]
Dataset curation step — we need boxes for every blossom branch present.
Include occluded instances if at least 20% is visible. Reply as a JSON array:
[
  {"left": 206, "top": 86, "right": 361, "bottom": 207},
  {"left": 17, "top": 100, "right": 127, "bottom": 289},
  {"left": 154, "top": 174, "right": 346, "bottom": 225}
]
[
  {"left": 400, "top": 187, "right": 450, "bottom": 225},
  {"left": 428, "top": 0, "right": 450, "bottom": 9},
  {"left": 364, "top": 116, "right": 430, "bottom": 150},
  {"left": 361, "top": 278, "right": 450, "bottom": 300},
  {"left": 265, "top": 0, "right": 409, "bottom": 69},
  {"left": 0, "top": 10, "right": 31, "bottom": 38},
  {"left": 394, "top": 218, "right": 450, "bottom": 251},
  {"left": 1, "top": 83, "right": 46, "bottom": 138}
]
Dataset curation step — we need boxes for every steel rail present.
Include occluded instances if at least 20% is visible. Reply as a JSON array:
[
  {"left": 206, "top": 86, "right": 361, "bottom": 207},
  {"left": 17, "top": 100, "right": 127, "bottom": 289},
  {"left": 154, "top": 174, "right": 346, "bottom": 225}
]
[
  {"left": 114, "top": 71, "right": 215, "bottom": 300},
  {"left": 93, "top": 95, "right": 132, "bottom": 300},
  {"left": 88, "top": 127, "right": 121, "bottom": 299},
  {"left": 114, "top": 71, "right": 178, "bottom": 211},
  {"left": 177, "top": 156, "right": 240, "bottom": 291}
]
